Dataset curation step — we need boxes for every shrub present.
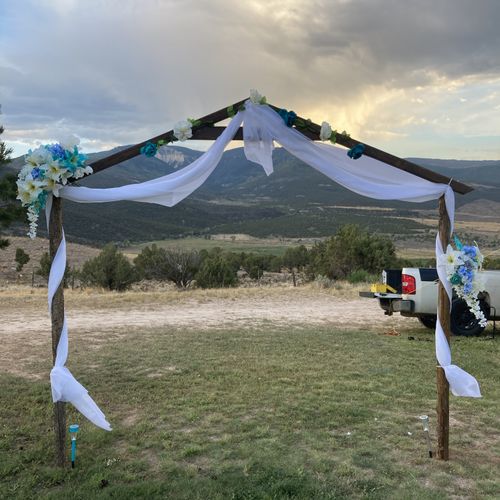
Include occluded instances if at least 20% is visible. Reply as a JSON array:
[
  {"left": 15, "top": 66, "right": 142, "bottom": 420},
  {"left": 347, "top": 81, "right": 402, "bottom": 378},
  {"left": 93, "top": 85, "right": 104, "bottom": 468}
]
[
  {"left": 309, "top": 224, "right": 397, "bottom": 280},
  {"left": 195, "top": 254, "right": 237, "bottom": 288},
  {"left": 80, "top": 244, "right": 137, "bottom": 291},
  {"left": 134, "top": 245, "right": 200, "bottom": 288},
  {"left": 134, "top": 244, "right": 169, "bottom": 280},
  {"left": 313, "top": 274, "right": 335, "bottom": 289},
  {"left": 242, "top": 254, "right": 268, "bottom": 280},
  {"left": 282, "top": 245, "right": 309, "bottom": 271},
  {"left": 347, "top": 269, "right": 377, "bottom": 284},
  {"left": 15, "top": 248, "right": 30, "bottom": 272},
  {"left": 484, "top": 257, "right": 500, "bottom": 270},
  {"left": 162, "top": 248, "right": 201, "bottom": 288}
]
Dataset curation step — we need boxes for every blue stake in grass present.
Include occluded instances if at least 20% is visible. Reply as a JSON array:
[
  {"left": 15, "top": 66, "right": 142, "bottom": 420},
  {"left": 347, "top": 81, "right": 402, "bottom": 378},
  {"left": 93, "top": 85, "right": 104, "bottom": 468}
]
[{"left": 69, "top": 424, "right": 80, "bottom": 468}]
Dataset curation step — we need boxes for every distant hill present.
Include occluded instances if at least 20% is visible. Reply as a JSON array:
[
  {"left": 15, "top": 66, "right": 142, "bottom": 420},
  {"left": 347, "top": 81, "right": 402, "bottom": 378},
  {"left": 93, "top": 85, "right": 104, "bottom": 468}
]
[{"left": 5, "top": 146, "right": 500, "bottom": 244}]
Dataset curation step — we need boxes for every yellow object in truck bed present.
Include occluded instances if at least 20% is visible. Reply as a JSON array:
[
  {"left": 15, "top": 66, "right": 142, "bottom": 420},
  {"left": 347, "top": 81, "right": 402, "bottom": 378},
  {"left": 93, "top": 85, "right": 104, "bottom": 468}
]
[{"left": 370, "top": 283, "right": 397, "bottom": 293}]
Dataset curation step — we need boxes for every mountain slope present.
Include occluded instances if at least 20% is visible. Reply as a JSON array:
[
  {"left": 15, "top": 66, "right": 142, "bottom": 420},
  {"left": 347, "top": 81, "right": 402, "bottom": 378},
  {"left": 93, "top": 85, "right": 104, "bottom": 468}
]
[{"left": 6, "top": 146, "right": 500, "bottom": 244}]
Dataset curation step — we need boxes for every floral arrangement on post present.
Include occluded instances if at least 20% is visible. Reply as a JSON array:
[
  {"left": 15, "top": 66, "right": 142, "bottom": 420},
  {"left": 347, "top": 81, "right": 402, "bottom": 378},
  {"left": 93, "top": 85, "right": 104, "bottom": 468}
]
[
  {"left": 16, "top": 136, "right": 92, "bottom": 238},
  {"left": 439, "top": 236, "right": 487, "bottom": 326}
]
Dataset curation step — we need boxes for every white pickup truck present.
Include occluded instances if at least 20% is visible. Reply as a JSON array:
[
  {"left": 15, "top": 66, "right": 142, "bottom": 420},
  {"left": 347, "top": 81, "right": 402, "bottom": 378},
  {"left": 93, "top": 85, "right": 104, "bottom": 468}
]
[{"left": 360, "top": 268, "right": 500, "bottom": 336}]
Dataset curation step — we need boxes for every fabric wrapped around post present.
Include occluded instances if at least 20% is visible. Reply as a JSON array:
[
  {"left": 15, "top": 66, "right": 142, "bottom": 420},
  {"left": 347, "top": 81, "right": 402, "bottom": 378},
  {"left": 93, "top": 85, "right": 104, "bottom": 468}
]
[
  {"left": 50, "top": 101, "right": 480, "bottom": 430},
  {"left": 45, "top": 195, "right": 112, "bottom": 430}
]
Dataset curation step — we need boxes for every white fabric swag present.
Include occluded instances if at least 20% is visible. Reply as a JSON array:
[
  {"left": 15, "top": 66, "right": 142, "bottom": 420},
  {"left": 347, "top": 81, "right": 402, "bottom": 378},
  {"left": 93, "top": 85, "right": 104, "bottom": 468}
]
[{"left": 48, "top": 101, "right": 480, "bottom": 431}]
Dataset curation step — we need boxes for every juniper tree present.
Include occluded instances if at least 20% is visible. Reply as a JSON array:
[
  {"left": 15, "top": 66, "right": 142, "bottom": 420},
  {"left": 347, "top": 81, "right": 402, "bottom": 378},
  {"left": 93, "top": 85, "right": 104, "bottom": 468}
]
[{"left": 0, "top": 109, "right": 22, "bottom": 249}]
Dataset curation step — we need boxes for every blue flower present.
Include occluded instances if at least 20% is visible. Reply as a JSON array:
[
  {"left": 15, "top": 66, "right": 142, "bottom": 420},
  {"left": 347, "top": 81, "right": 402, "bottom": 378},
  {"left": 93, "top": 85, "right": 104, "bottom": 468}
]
[
  {"left": 278, "top": 109, "right": 297, "bottom": 127},
  {"left": 347, "top": 143, "right": 365, "bottom": 160},
  {"left": 463, "top": 245, "right": 477, "bottom": 258},
  {"left": 47, "top": 143, "right": 66, "bottom": 160},
  {"left": 463, "top": 282, "right": 473, "bottom": 294},
  {"left": 31, "top": 167, "right": 44, "bottom": 180},
  {"left": 457, "top": 265, "right": 473, "bottom": 283},
  {"left": 140, "top": 141, "right": 158, "bottom": 158}
]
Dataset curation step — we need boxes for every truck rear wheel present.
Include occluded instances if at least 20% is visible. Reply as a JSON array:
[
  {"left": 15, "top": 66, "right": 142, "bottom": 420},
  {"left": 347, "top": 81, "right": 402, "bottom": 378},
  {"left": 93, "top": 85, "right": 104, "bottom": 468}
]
[
  {"left": 418, "top": 316, "right": 437, "bottom": 329},
  {"left": 450, "top": 298, "right": 487, "bottom": 337}
]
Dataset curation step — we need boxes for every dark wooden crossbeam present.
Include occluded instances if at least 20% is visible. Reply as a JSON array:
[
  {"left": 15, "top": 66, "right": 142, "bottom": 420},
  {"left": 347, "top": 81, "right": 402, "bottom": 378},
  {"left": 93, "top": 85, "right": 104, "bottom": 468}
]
[
  {"left": 89, "top": 98, "right": 248, "bottom": 174},
  {"left": 88, "top": 99, "right": 472, "bottom": 194}
]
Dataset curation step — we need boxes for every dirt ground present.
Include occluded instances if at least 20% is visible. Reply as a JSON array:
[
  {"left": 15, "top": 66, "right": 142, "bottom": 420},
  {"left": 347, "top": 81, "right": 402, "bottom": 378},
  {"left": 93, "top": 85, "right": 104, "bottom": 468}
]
[
  {"left": 0, "top": 236, "right": 100, "bottom": 285},
  {"left": 0, "top": 285, "right": 419, "bottom": 380}
]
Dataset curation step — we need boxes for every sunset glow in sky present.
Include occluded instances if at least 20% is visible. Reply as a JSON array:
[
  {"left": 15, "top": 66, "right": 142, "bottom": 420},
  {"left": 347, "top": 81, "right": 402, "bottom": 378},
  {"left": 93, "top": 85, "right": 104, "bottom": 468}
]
[{"left": 1, "top": 0, "right": 499, "bottom": 160}]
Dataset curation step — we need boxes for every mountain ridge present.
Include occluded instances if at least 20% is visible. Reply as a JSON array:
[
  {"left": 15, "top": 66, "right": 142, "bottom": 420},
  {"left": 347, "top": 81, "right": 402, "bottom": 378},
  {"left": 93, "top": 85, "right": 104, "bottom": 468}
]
[{"left": 5, "top": 146, "right": 500, "bottom": 244}]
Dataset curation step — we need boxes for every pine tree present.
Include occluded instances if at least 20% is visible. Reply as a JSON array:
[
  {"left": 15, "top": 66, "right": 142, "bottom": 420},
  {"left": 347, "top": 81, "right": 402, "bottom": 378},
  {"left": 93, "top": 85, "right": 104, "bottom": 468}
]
[{"left": 0, "top": 107, "right": 23, "bottom": 249}]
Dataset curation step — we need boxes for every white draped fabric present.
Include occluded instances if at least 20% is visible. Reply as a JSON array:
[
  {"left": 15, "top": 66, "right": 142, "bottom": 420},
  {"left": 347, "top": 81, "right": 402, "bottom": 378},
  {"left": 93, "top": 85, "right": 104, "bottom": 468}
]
[
  {"left": 48, "top": 101, "right": 480, "bottom": 431},
  {"left": 45, "top": 196, "right": 112, "bottom": 430}
]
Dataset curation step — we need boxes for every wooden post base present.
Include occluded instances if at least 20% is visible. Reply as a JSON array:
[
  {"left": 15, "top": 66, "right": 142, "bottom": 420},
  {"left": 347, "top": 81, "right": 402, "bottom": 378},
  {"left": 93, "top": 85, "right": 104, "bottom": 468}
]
[
  {"left": 436, "top": 367, "right": 449, "bottom": 460},
  {"left": 53, "top": 402, "right": 67, "bottom": 466}
]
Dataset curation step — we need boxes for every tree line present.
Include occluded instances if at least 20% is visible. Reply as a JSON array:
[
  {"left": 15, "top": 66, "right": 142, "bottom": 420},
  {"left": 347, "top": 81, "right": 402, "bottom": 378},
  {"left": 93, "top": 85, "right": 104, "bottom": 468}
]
[{"left": 21, "top": 224, "right": 407, "bottom": 291}]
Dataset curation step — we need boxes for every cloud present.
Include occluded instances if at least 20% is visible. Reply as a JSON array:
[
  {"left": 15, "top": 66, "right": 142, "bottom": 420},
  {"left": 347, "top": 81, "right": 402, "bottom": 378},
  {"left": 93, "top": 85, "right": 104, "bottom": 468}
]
[{"left": 0, "top": 0, "right": 499, "bottom": 159}]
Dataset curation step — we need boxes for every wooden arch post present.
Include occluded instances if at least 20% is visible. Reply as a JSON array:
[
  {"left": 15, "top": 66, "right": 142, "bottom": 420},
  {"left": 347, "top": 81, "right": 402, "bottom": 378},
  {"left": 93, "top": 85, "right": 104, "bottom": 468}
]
[
  {"left": 436, "top": 195, "right": 452, "bottom": 460},
  {"left": 49, "top": 196, "right": 67, "bottom": 466}
]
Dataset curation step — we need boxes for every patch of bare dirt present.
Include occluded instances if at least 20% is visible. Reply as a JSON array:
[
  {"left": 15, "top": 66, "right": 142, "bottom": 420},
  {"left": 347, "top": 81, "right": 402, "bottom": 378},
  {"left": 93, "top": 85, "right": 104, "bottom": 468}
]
[
  {"left": 0, "top": 285, "right": 418, "bottom": 380},
  {"left": 0, "top": 236, "right": 100, "bottom": 285}
]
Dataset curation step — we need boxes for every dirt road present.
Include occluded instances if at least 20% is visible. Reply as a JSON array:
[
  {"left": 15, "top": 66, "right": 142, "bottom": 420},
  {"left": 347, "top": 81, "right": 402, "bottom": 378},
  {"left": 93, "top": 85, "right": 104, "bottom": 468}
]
[{"left": 0, "top": 286, "right": 420, "bottom": 379}]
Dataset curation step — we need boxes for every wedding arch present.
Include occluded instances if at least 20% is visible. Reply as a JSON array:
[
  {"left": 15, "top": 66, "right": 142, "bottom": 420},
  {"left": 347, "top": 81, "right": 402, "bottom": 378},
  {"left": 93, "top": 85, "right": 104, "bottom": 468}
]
[{"left": 37, "top": 94, "right": 477, "bottom": 465}]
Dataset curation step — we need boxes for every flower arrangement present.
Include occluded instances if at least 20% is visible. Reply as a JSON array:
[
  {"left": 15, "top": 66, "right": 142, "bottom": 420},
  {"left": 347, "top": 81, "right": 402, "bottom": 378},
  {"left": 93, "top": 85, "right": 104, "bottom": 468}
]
[
  {"left": 439, "top": 236, "right": 487, "bottom": 326},
  {"left": 16, "top": 136, "right": 92, "bottom": 238}
]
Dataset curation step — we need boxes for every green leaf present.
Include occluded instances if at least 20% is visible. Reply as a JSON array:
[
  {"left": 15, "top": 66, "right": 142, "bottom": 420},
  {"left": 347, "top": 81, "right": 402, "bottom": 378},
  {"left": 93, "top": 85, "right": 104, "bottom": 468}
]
[
  {"left": 329, "top": 131, "right": 337, "bottom": 144},
  {"left": 188, "top": 119, "right": 202, "bottom": 127},
  {"left": 227, "top": 105, "right": 235, "bottom": 118},
  {"left": 294, "top": 118, "right": 305, "bottom": 128}
]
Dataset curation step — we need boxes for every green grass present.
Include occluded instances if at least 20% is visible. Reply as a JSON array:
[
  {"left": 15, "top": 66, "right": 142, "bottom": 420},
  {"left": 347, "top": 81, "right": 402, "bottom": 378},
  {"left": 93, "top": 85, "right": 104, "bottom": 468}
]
[
  {"left": 1, "top": 324, "right": 499, "bottom": 499},
  {"left": 125, "top": 236, "right": 302, "bottom": 257}
]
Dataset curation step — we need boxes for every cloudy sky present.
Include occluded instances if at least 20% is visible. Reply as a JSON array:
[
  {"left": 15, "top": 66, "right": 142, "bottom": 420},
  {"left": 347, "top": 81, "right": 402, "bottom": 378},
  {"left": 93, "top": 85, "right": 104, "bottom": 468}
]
[{"left": 1, "top": 0, "right": 499, "bottom": 160}]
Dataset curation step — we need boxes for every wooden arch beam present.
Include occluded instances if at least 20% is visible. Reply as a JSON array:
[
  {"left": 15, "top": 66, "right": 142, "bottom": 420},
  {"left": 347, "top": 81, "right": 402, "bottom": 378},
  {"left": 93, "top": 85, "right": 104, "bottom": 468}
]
[{"left": 88, "top": 98, "right": 472, "bottom": 195}]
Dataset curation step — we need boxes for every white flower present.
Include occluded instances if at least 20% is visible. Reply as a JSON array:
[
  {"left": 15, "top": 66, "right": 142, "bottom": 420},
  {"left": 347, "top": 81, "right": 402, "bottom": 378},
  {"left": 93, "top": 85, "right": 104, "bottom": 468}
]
[
  {"left": 27, "top": 206, "right": 39, "bottom": 239},
  {"left": 319, "top": 121, "right": 332, "bottom": 141},
  {"left": 46, "top": 159, "right": 65, "bottom": 182},
  {"left": 72, "top": 166, "right": 93, "bottom": 179},
  {"left": 72, "top": 168, "right": 85, "bottom": 180},
  {"left": 249, "top": 89, "right": 265, "bottom": 105},
  {"left": 16, "top": 187, "right": 33, "bottom": 205},
  {"left": 173, "top": 120, "right": 193, "bottom": 142},
  {"left": 45, "top": 177, "right": 61, "bottom": 196},
  {"left": 58, "top": 134, "right": 80, "bottom": 151},
  {"left": 16, "top": 176, "right": 44, "bottom": 205},
  {"left": 26, "top": 146, "right": 52, "bottom": 166},
  {"left": 19, "top": 164, "right": 33, "bottom": 179},
  {"left": 438, "top": 244, "right": 464, "bottom": 277}
]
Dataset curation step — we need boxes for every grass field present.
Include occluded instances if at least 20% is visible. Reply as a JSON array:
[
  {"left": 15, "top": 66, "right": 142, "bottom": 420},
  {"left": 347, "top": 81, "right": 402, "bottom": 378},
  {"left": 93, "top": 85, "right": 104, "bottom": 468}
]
[
  {"left": 124, "top": 235, "right": 310, "bottom": 257},
  {"left": 1, "top": 303, "right": 499, "bottom": 499}
]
